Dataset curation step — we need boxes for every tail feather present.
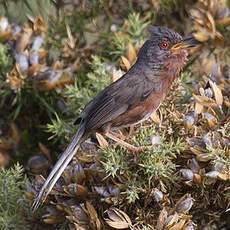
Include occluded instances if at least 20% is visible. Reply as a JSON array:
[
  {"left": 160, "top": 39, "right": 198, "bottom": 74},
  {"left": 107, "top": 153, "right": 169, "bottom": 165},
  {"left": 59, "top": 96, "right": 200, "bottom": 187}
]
[{"left": 32, "top": 127, "right": 84, "bottom": 211}]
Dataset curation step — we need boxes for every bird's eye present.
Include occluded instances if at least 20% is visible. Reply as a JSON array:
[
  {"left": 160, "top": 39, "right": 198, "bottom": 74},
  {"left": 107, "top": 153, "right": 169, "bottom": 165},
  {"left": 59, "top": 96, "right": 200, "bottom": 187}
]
[{"left": 159, "top": 40, "right": 169, "bottom": 49}]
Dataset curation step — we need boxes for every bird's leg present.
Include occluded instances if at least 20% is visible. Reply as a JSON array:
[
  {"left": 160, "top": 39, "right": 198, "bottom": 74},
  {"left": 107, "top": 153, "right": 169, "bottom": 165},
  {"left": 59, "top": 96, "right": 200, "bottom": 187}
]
[
  {"left": 109, "top": 130, "right": 126, "bottom": 140},
  {"left": 105, "top": 132, "right": 146, "bottom": 153},
  {"left": 128, "top": 125, "right": 135, "bottom": 138}
]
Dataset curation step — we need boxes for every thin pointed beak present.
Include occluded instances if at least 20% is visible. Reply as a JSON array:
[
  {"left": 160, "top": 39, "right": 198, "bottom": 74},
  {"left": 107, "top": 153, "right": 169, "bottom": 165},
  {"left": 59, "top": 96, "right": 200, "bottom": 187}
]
[{"left": 171, "top": 35, "right": 200, "bottom": 52}]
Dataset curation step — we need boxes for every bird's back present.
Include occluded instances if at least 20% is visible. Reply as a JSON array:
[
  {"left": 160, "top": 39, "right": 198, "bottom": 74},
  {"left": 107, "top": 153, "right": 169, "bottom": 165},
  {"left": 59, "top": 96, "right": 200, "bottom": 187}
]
[{"left": 79, "top": 62, "right": 166, "bottom": 134}]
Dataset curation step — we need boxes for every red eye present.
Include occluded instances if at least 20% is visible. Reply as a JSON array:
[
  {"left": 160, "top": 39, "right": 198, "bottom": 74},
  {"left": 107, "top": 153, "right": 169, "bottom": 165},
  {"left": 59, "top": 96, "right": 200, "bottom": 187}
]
[{"left": 159, "top": 40, "right": 169, "bottom": 49}]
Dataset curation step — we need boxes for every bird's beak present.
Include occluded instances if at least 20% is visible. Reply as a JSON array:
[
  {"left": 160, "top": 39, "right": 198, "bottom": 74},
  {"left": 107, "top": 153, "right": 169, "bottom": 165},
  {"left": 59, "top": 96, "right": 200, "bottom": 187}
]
[{"left": 171, "top": 35, "right": 199, "bottom": 52}]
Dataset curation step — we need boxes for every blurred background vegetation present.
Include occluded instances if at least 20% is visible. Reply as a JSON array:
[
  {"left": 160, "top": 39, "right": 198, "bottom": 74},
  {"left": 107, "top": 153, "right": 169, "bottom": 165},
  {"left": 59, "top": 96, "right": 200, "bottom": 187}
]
[{"left": 0, "top": 0, "right": 229, "bottom": 229}]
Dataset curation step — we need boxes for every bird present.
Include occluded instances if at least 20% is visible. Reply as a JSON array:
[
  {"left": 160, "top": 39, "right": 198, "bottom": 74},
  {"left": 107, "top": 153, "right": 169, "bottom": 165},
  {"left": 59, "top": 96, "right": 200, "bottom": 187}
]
[{"left": 32, "top": 26, "right": 198, "bottom": 211}]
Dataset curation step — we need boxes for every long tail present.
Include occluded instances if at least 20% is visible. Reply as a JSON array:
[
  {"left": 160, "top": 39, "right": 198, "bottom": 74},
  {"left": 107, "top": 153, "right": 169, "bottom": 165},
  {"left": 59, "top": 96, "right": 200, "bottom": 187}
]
[{"left": 32, "top": 126, "right": 85, "bottom": 212}]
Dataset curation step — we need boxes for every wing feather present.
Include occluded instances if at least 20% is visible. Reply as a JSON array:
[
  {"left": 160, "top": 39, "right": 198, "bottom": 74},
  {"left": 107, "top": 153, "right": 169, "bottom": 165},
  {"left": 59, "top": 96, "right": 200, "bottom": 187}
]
[{"left": 81, "top": 71, "right": 157, "bottom": 132}]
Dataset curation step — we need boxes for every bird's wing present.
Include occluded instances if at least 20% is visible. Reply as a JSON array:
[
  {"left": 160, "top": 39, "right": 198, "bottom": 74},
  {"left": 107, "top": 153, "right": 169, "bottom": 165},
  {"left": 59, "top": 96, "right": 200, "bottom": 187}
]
[{"left": 81, "top": 71, "right": 156, "bottom": 132}]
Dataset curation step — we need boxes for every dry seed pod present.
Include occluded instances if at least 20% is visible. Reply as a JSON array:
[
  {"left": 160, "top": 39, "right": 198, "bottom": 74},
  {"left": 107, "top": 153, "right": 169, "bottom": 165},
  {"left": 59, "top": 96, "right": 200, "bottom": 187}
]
[
  {"left": 165, "top": 213, "right": 179, "bottom": 229},
  {"left": 72, "top": 163, "right": 86, "bottom": 184},
  {"left": 112, "top": 68, "right": 124, "bottom": 82},
  {"left": 176, "top": 197, "right": 194, "bottom": 213},
  {"left": 194, "top": 102, "right": 204, "bottom": 114},
  {"left": 31, "top": 36, "right": 44, "bottom": 51},
  {"left": 205, "top": 170, "right": 219, "bottom": 178},
  {"left": 180, "top": 169, "right": 194, "bottom": 181},
  {"left": 15, "top": 53, "right": 29, "bottom": 72},
  {"left": 85, "top": 201, "right": 101, "bottom": 230},
  {"left": 157, "top": 208, "right": 168, "bottom": 230},
  {"left": 196, "top": 153, "right": 212, "bottom": 162},
  {"left": 184, "top": 222, "right": 195, "bottom": 230},
  {"left": 104, "top": 208, "right": 132, "bottom": 229},
  {"left": 43, "top": 213, "right": 64, "bottom": 224},
  {"left": 6, "top": 65, "right": 24, "bottom": 91},
  {"left": 193, "top": 94, "right": 216, "bottom": 107},
  {"left": 187, "top": 137, "right": 206, "bottom": 155},
  {"left": 203, "top": 133, "right": 212, "bottom": 147},
  {"left": 12, "top": 24, "right": 21, "bottom": 36},
  {"left": 203, "top": 112, "right": 217, "bottom": 128},
  {"left": 193, "top": 173, "right": 202, "bottom": 185},
  {"left": 94, "top": 186, "right": 110, "bottom": 197},
  {"left": 188, "top": 158, "right": 200, "bottom": 173},
  {"left": 15, "top": 26, "right": 33, "bottom": 53},
  {"left": 184, "top": 114, "right": 195, "bottom": 130},
  {"left": 208, "top": 80, "right": 223, "bottom": 105},
  {"left": 187, "top": 137, "right": 206, "bottom": 149},
  {"left": 217, "top": 172, "right": 230, "bottom": 181},
  {"left": 120, "top": 56, "right": 131, "bottom": 71},
  {"left": 213, "top": 162, "right": 225, "bottom": 172},
  {"left": 193, "top": 31, "right": 209, "bottom": 42},
  {"left": 95, "top": 132, "right": 109, "bottom": 149},
  {"left": 150, "top": 111, "right": 161, "bottom": 124},
  {"left": 29, "top": 51, "right": 40, "bottom": 65},
  {"left": 153, "top": 188, "right": 163, "bottom": 203},
  {"left": 71, "top": 206, "right": 89, "bottom": 224},
  {"left": 189, "top": 146, "right": 204, "bottom": 155},
  {"left": 0, "top": 17, "right": 9, "bottom": 31},
  {"left": 126, "top": 42, "right": 137, "bottom": 63},
  {"left": 32, "top": 68, "right": 74, "bottom": 91},
  {"left": 32, "top": 16, "right": 46, "bottom": 34},
  {"left": 170, "top": 218, "right": 188, "bottom": 230},
  {"left": 63, "top": 184, "right": 88, "bottom": 198},
  {"left": 0, "top": 151, "right": 10, "bottom": 168},
  {"left": 94, "top": 186, "right": 119, "bottom": 198},
  {"left": 204, "top": 88, "right": 213, "bottom": 98},
  {"left": 27, "top": 155, "right": 50, "bottom": 174}
]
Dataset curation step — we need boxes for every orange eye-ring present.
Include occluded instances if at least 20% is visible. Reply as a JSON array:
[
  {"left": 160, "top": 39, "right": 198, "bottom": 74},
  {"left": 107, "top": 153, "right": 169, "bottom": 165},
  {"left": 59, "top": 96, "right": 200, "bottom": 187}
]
[{"left": 159, "top": 40, "right": 169, "bottom": 49}]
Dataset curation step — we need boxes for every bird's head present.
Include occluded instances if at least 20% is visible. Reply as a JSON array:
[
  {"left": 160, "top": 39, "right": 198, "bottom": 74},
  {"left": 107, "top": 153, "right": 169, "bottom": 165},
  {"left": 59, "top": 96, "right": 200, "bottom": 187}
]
[{"left": 137, "top": 26, "right": 198, "bottom": 75}]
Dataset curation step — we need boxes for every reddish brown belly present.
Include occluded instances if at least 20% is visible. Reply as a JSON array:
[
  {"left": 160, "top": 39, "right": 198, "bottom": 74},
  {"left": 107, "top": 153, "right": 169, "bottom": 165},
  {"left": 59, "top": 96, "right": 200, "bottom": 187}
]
[{"left": 111, "top": 91, "right": 165, "bottom": 129}]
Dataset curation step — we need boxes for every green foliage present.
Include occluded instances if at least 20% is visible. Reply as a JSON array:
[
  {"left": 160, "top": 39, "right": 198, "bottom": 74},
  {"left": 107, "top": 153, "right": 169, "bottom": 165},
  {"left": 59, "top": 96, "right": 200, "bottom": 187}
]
[
  {"left": 124, "top": 185, "right": 140, "bottom": 203},
  {"left": 134, "top": 126, "right": 185, "bottom": 181},
  {"left": 159, "top": 0, "right": 180, "bottom": 11},
  {"left": 101, "top": 148, "right": 128, "bottom": 178},
  {"left": 46, "top": 112, "right": 72, "bottom": 140},
  {"left": 46, "top": 56, "right": 111, "bottom": 142},
  {"left": 0, "top": 0, "right": 55, "bottom": 22},
  {"left": 101, "top": 126, "right": 186, "bottom": 203},
  {"left": 126, "top": 13, "right": 150, "bottom": 42},
  {"left": 0, "top": 43, "right": 12, "bottom": 76},
  {"left": 111, "top": 12, "right": 149, "bottom": 57},
  {"left": 139, "top": 139, "right": 185, "bottom": 181},
  {"left": 64, "top": 56, "right": 110, "bottom": 114},
  {"left": 207, "top": 146, "right": 230, "bottom": 171},
  {"left": 0, "top": 1, "right": 228, "bottom": 228},
  {"left": 0, "top": 164, "right": 29, "bottom": 230}
]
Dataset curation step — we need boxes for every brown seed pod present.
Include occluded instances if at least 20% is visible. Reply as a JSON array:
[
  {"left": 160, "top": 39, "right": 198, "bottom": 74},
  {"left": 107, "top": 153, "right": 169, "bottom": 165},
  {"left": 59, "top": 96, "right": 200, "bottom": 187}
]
[
  {"left": 203, "top": 112, "right": 218, "bottom": 128},
  {"left": 152, "top": 188, "right": 164, "bottom": 203},
  {"left": 184, "top": 114, "right": 196, "bottom": 130},
  {"left": 176, "top": 197, "right": 194, "bottom": 213},
  {"left": 180, "top": 169, "right": 194, "bottom": 181},
  {"left": 27, "top": 155, "right": 50, "bottom": 175},
  {"left": 104, "top": 207, "right": 132, "bottom": 229}
]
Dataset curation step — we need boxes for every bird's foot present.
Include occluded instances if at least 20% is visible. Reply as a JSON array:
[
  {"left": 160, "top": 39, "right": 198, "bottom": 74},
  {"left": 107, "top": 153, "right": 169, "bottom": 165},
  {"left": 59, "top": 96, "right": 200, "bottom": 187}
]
[
  {"left": 105, "top": 132, "right": 151, "bottom": 154},
  {"left": 129, "top": 145, "right": 152, "bottom": 154}
]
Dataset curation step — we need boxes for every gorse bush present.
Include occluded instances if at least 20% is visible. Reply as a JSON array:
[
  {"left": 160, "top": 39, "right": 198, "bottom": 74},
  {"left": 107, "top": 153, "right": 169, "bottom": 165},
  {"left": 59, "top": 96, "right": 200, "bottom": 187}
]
[
  {"left": 0, "top": 164, "right": 29, "bottom": 230},
  {"left": 0, "top": 0, "right": 229, "bottom": 229},
  {"left": 0, "top": 43, "right": 12, "bottom": 76},
  {"left": 100, "top": 126, "right": 186, "bottom": 203}
]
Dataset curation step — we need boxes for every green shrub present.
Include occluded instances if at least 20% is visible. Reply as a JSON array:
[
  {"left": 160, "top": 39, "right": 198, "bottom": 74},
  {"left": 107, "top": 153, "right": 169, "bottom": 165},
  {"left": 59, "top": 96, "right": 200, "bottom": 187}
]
[{"left": 0, "top": 164, "right": 30, "bottom": 230}]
